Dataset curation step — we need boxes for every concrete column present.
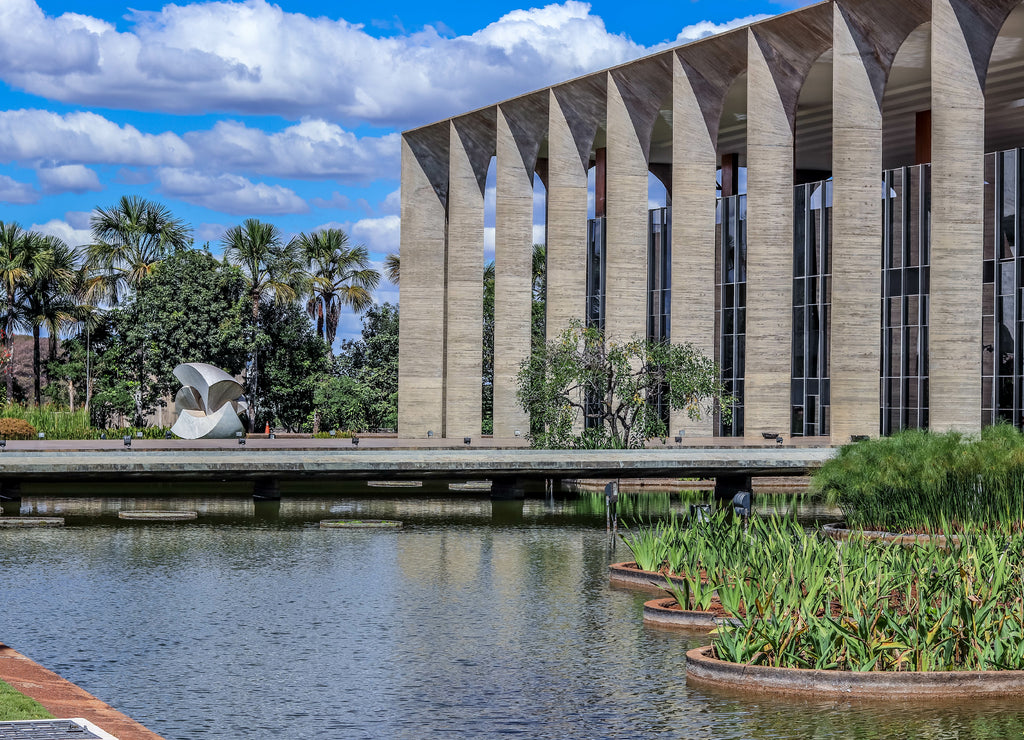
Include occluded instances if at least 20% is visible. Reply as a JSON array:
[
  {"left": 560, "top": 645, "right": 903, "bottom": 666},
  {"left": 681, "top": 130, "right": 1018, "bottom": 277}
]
[
  {"left": 445, "top": 119, "right": 486, "bottom": 438},
  {"left": 397, "top": 133, "right": 447, "bottom": 437},
  {"left": 546, "top": 89, "right": 590, "bottom": 341},
  {"left": 743, "top": 28, "right": 794, "bottom": 439},
  {"left": 604, "top": 72, "right": 650, "bottom": 344},
  {"left": 929, "top": 0, "right": 984, "bottom": 434},
  {"left": 670, "top": 54, "right": 718, "bottom": 437},
  {"left": 493, "top": 106, "right": 535, "bottom": 438},
  {"left": 830, "top": 5, "right": 882, "bottom": 442}
]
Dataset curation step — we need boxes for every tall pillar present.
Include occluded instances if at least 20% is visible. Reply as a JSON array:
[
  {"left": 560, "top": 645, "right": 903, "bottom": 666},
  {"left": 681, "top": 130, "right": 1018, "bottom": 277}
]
[
  {"left": 604, "top": 72, "right": 651, "bottom": 344},
  {"left": 670, "top": 54, "right": 718, "bottom": 437},
  {"left": 398, "top": 130, "right": 448, "bottom": 437},
  {"left": 445, "top": 116, "right": 492, "bottom": 438},
  {"left": 494, "top": 99, "right": 544, "bottom": 439},
  {"left": 830, "top": 4, "right": 883, "bottom": 442},
  {"left": 545, "top": 88, "right": 592, "bottom": 340},
  {"left": 929, "top": 0, "right": 984, "bottom": 434},
  {"left": 743, "top": 28, "right": 795, "bottom": 439}
]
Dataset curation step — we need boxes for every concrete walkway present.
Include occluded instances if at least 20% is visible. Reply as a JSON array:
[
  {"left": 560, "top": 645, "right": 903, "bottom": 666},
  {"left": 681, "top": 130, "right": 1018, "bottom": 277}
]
[{"left": 0, "top": 643, "right": 164, "bottom": 740}]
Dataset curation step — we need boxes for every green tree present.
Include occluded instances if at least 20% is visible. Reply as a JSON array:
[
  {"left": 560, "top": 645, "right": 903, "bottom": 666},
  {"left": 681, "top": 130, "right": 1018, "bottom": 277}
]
[
  {"left": 329, "top": 302, "right": 399, "bottom": 431},
  {"left": 257, "top": 300, "right": 331, "bottom": 431},
  {"left": 384, "top": 253, "right": 400, "bottom": 285},
  {"left": 296, "top": 228, "right": 379, "bottom": 354},
  {"left": 24, "top": 235, "right": 79, "bottom": 405},
  {"left": 221, "top": 219, "right": 306, "bottom": 428},
  {"left": 516, "top": 322, "right": 731, "bottom": 449},
  {"left": 0, "top": 222, "right": 34, "bottom": 402},
  {"left": 482, "top": 260, "right": 495, "bottom": 434},
  {"left": 86, "top": 195, "right": 191, "bottom": 305}
]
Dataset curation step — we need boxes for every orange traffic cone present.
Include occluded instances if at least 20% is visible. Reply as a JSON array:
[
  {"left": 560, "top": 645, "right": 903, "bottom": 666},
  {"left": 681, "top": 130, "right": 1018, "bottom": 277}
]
[{"left": 264, "top": 423, "right": 270, "bottom": 434}]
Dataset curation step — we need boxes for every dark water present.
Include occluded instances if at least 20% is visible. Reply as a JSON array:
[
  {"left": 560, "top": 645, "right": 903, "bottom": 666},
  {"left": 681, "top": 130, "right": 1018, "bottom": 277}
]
[{"left": 1, "top": 485, "right": 1023, "bottom": 739}]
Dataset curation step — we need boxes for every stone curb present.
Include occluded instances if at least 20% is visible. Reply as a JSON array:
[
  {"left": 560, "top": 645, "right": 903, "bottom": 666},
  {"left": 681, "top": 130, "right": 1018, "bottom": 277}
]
[
  {"left": 685, "top": 645, "right": 1024, "bottom": 697},
  {"left": 643, "top": 598, "right": 720, "bottom": 631},
  {"left": 0, "top": 643, "right": 165, "bottom": 739}
]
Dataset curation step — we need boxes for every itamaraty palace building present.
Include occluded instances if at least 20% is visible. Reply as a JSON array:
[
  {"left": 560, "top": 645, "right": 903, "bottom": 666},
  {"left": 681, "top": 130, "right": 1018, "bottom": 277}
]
[{"left": 398, "top": 0, "right": 1024, "bottom": 444}]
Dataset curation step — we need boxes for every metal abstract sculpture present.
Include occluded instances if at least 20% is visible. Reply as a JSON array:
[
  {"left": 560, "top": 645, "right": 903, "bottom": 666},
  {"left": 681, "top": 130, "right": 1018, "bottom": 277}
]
[{"left": 170, "top": 363, "right": 249, "bottom": 439}]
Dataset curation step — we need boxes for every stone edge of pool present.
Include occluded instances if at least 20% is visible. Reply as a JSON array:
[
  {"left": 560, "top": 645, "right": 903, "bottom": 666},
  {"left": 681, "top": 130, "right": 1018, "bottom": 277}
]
[{"left": 0, "top": 642, "right": 165, "bottom": 740}]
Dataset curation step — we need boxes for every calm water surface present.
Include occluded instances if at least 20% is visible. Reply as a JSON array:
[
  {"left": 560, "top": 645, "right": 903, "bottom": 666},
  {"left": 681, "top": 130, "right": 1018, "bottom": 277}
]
[{"left": 0, "top": 484, "right": 1023, "bottom": 739}]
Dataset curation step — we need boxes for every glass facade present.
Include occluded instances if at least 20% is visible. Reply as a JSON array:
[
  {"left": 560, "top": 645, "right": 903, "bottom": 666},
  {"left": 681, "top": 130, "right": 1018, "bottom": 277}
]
[
  {"left": 648, "top": 207, "right": 671, "bottom": 428},
  {"left": 717, "top": 194, "right": 746, "bottom": 436},
  {"left": 982, "top": 148, "right": 1024, "bottom": 427},
  {"left": 586, "top": 217, "right": 606, "bottom": 332},
  {"left": 792, "top": 180, "right": 832, "bottom": 436},
  {"left": 880, "top": 164, "right": 931, "bottom": 435}
]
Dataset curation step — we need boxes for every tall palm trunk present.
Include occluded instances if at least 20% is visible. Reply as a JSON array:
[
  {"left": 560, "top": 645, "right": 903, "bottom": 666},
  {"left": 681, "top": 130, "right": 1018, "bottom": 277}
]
[{"left": 31, "top": 323, "right": 40, "bottom": 406}]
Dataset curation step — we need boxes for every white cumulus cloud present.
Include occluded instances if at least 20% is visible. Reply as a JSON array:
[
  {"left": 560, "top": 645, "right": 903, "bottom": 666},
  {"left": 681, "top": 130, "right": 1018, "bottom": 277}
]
[
  {"left": 37, "top": 164, "right": 102, "bottom": 194},
  {"left": 0, "top": 174, "right": 38, "bottom": 204},
  {"left": 157, "top": 168, "right": 309, "bottom": 216}
]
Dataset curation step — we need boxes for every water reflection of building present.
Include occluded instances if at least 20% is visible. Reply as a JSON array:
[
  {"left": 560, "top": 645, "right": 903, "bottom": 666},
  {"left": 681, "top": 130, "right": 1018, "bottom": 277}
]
[{"left": 399, "top": 0, "right": 1024, "bottom": 443}]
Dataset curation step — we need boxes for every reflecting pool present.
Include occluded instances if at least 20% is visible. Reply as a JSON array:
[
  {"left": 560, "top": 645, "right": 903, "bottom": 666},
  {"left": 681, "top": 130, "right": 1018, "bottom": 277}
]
[{"left": 0, "top": 485, "right": 1022, "bottom": 739}]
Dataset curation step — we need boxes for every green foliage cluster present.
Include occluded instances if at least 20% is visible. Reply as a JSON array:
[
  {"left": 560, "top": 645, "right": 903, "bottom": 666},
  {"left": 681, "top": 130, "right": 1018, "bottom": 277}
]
[
  {"left": 0, "top": 417, "right": 37, "bottom": 439},
  {"left": 814, "top": 425, "right": 1024, "bottom": 532},
  {"left": 623, "top": 513, "right": 1024, "bottom": 671},
  {"left": 0, "top": 679, "right": 53, "bottom": 721},
  {"left": 516, "top": 321, "right": 730, "bottom": 448}
]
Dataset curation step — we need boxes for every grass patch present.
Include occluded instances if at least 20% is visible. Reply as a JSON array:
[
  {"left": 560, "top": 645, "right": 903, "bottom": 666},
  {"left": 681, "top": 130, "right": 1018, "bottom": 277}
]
[{"left": 0, "top": 678, "right": 53, "bottom": 721}]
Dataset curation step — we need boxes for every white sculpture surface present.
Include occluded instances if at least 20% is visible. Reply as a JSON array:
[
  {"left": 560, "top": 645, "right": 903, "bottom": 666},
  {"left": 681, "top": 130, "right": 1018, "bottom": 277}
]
[{"left": 170, "top": 363, "right": 248, "bottom": 439}]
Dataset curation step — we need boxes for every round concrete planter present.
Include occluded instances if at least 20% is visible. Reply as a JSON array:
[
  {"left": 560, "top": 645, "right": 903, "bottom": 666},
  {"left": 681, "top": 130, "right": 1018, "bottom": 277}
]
[
  {"left": 643, "top": 598, "right": 726, "bottom": 631},
  {"left": 822, "top": 523, "right": 960, "bottom": 549},
  {"left": 608, "top": 562, "right": 686, "bottom": 591},
  {"left": 686, "top": 645, "right": 1024, "bottom": 697},
  {"left": 0, "top": 517, "right": 63, "bottom": 527},
  {"left": 118, "top": 511, "right": 197, "bottom": 521},
  {"left": 320, "top": 519, "right": 403, "bottom": 529}
]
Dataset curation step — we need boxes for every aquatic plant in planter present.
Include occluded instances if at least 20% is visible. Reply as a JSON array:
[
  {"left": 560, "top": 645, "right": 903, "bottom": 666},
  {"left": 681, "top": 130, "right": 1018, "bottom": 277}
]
[{"left": 813, "top": 425, "right": 1024, "bottom": 533}]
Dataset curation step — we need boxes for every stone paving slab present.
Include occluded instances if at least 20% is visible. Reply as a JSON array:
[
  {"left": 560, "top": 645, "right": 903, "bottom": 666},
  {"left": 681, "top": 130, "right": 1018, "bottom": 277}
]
[{"left": 0, "top": 644, "right": 163, "bottom": 740}]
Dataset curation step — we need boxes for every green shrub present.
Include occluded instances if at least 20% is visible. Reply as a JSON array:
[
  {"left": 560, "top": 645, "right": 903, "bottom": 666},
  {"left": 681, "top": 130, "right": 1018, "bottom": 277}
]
[
  {"left": 813, "top": 425, "right": 1024, "bottom": 532},
  {"left": 0, "top": 418, "right": 37, "bottom": 439}
]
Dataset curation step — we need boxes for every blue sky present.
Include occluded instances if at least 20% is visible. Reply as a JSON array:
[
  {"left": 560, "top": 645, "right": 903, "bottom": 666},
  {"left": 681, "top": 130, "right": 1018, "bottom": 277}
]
[{"left": 0, "top": 0, "right": 809, "bottom": 339}]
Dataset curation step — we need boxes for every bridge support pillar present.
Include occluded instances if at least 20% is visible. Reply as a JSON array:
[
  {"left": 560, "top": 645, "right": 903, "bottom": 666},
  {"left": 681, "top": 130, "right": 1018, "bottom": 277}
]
[
  {"left": 714, "top": 474, "right": 751, "bottom": 503},
  {"left": 491, "top": 498, "right": 525, "bottom": 522},
  {"left": 253, "top": 478, "right": 281, "bottom": 501},
  {"left": 491, "top": 476, "right": 528, "bottom": 500}
]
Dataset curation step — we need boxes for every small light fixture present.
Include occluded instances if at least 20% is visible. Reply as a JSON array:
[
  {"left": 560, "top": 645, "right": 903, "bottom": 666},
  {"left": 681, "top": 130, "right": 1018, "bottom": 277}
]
[
  {"left": 123, "top": 435, "right": 132, "bottom": 448},
  {"left": 0, "top": 437, "right": 7, "bottom": 451},
  {"left": 851, "top": 434, "right": 870, "bottom": 443},
  {"left": 236, "top": 431, "right": 245, "bottom": 446},
  {"left": 136, "top": 431, "right": 143, "bottom": 439},
  {"left": 674, "top": 436, "right": 682, "bottom": 444},
  {"left": 269, "top": 432, "right": 276, "bottom": 440},
  {"left": 427, "top": 430, "right": 434, "bottom": 438},
  {"left": 690, "top": 503, "right": 712, "bottom": 524},
  {"left": 732, "top": 491, "right": 752, "bottom": 519},
  {"left": 100, "top": 433, "right": 107, "bottom": 440},
  {"left": 776, "top": 435, "right": 783, "bottom": 446},
  {"left": 464, "top": 437, "right": 471, "bottom": 445},
  {"left": 678, "top": 429, "right": 685, "bottom": 438},
  {"left": 514, "top": 429, "right": 521, "bottom": 437},
  {"left": 329, "top": 429, "right": 336, "bottom": 437},
  {"left": 37, "top": 432, "right": 45, "bottom": 439},
  {"left": 352, "top": 436, "right": 360, "bottom": 446},
  {"left": 165, "top": 431, "right": 172, "bottom": 440}
]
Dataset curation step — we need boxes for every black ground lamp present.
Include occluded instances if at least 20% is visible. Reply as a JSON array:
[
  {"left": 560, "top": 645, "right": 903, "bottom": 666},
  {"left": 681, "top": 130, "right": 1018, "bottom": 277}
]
[
  {"left": 732, "top": 491, "right": 752, "bottom": 519},
  {"left": 464, "top": 437, "right": 471, "bottom": 445},
  {"left": 427, "top": 430, "right": 434, "bottom": 438},
  {"left": 352, "top": 436, "right": 360, "bottom": 446},
  {"left": 236, "top": 431, "right": 245, "bottom": 446},
  {"left": 165, "top": 431, "right": 172, "bottom": 439},
  {"left": 1, "top": 436, "right": 7, "bottom": 451},
  {"left": 100, "top": 433, "right": 107, "bottom": 440},
  {"left": 776, "top": 435, "right": 783, "bottom": 446},
  {"left": 690, "top": 503, "right": 712, "bottom": 524},
  {"left": 123, "top": 435, "right": 131, "bottom": 448}
]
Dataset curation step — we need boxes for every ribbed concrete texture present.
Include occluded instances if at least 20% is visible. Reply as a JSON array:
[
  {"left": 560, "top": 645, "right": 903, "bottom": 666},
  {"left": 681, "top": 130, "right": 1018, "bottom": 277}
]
[
  {"left": 493, "top": 104, "right": 539, "bottom": 438},
  {"left": 929, "top": 0, "right": 983, "bottom": 434},
  {"left": 445, "top": 118, "right": 489, "bottom": 438},
  {"left": 829, "top": 4, "right": 883, "bottom": 442},
  {"left": 743, "top": 28, "right": 795, "bottom": 440},
  {"left": 670, "top": 53, "right": 719, "bottom": 437},
  {"left": 605, "top": 69, "right": 654, "bottom": 345},
  {"left": 546, "top": 86, "right": 595, "bottom": 341},
  {"left": 398, "top": 133, "right": 447, "bottom": 438}
]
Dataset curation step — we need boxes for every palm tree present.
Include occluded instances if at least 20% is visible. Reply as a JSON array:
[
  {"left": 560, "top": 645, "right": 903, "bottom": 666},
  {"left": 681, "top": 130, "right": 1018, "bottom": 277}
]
[
  {"left": 221, "top": 219, "right": 307, "bottom": 427},
  {"left": 296, "top": 228, "right": 380, "bottom": 353},
  {"left": 86, "top": 195, "right": 191, "bottom": 306},
  {"left": 384, "top": 253, "right": 400, "bottom": 285},
  {"left": 24, "top": 235, "right": 80, "bottom": 405},
  {"left": 0, "top": 223, "right": 37, "bottom": 403}
]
